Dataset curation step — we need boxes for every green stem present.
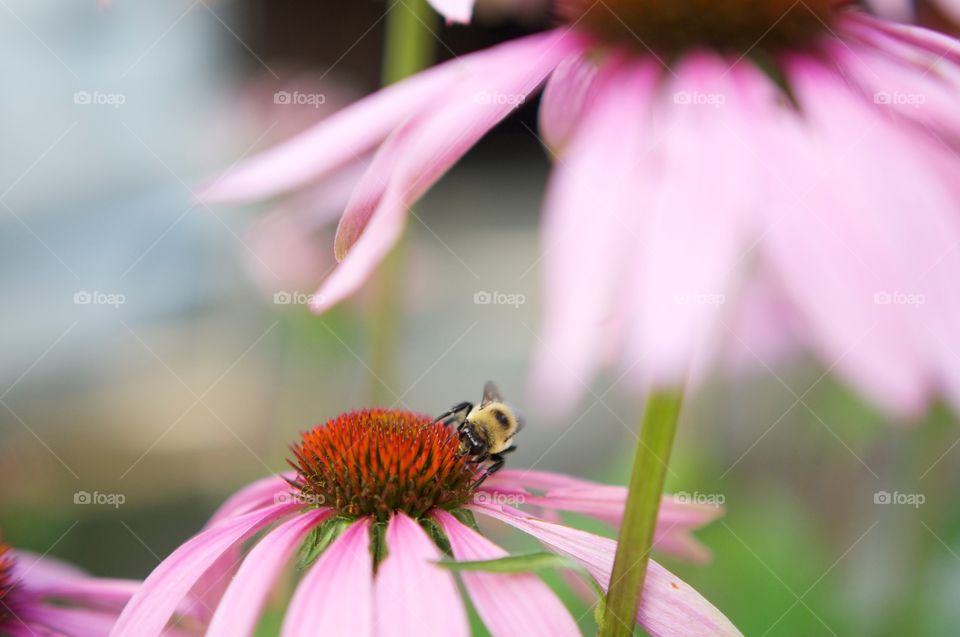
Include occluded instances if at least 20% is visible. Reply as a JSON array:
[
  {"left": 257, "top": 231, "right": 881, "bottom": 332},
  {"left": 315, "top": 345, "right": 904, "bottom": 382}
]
[
  {"left": 368, "top": 0, "right": 438, "bottom": 404},
  {"left": 600, "top": 389, "right": 685, "bottom": 637}
]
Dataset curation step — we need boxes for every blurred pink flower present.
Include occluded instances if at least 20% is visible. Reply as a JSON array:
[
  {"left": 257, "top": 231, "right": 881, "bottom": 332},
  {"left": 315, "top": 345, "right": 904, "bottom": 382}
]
[
  {"left": 202, "top": 2, "right": 960, "bottom": 418},
  {"left": 0, "top": 534, "right": 186, "bottom": 637},
  {"left": 111, "top": 409, "right": 738, "bottom": 637},
  {"left": 866, "top": 0, "right": 960, "bottom": 23}
]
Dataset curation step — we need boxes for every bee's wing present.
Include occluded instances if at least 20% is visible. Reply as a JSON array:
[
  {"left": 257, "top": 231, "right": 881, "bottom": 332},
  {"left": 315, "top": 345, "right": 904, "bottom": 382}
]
[
  {"left": 513, "top": 408, "right": 525, "bottom": 433},
  {"left": 481, "top": 380, "right": 502, "bottom": 407}
]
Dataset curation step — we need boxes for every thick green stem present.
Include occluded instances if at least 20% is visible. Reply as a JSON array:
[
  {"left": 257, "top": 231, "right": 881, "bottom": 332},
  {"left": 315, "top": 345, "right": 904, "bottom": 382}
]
[
  {"left": 368, "top": 0, "right": 438, "bottom": 404},
  {"left": 382, "top": 0, "right": 438, "bottom": 86},
  {"left": 600, "top": 389, "right": 685, "bottom": 637}
]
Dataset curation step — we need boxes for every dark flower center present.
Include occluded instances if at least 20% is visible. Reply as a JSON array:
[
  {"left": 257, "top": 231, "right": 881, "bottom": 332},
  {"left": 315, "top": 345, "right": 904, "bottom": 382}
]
[
  {"left": 0, "top": 539, "right": 18, "bottom": 626},
  {"left": 558, "top": 0, "right": 841, "bottom": 54},
  {"left": 288, "top": 409, "right": 479, "bottom": 521}
]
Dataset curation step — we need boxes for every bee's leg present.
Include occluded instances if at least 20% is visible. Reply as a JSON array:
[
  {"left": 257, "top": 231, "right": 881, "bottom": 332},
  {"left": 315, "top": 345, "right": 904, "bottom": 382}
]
[
  {"left": 432, "top": 402, "right": 473, "bottom": 428},
  {"left": 473, "top": 453, "right": 507, "bottom": 489},
  {"left": 499, "top": 445, "right": 517, "bottom": 456}
]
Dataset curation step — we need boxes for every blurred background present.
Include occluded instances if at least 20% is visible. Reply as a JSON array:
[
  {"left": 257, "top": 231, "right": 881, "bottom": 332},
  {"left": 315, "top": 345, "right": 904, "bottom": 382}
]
[{"left": 1, "top": 1, "right": 959, "bottom": 635}]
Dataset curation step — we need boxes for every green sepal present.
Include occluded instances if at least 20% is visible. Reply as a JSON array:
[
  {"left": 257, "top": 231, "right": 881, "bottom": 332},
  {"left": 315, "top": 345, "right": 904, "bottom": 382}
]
[
  {"left": 450, "top": 508, "right": 482, "bottom": 534},
  {"left": 296, "top": 516, "right": 353, "bottom": 570},
  {"left": 419, "top": 516, "right": 452, "bottom": 558},
  {"left": 370, "top": 520, "right": 389, "bottom": 570},
  {"left": 435, "top": 552, "right": 578, "bottom": 574}
]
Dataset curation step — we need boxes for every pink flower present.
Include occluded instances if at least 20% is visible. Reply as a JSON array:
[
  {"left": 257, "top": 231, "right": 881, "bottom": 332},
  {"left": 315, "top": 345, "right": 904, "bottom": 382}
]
[
  {"left": 866, "top": 0, "right": 960, "bottom": 24},
  {"left": 0, "top": 534, "right": 184, "bottom": 637},
  {"left": 203, "top": 2, "right": 960, "bottom": 420},
  {"left": 111, "top": 409, "right": 738, "bottom": 637}
]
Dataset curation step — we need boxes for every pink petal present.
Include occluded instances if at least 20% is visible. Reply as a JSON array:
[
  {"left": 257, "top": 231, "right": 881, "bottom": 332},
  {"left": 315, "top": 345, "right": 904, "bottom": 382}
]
[
  {"left": 29, "top": 578, "right": 141, "bottom": 612},
  {"left": 199, "top": 61, "right": 464, "bottom": 204},
  {"left": 485, "top": 468, "right": 595, "bottom": 492},
  {"left": 374, "top": 512, "right": 468, "bottom": 637},
  {"left": 207, "top": 508, "right": 331, "bottom": 637},
  {"left": 206, "top": 472, "right": 295, "bottom": 527},
  {"left": 539, "top": 52, "right": 602, "bottom": 154},
  {"left": 23, "top": 606, "right": 119, "bottom": 637},
  {"left": 332, "top": 30, "right": 581, "bottom": 261},
  {"left": 12, "top": 551, "right": 87, "bottom": 588},
  {"left": 529, "top": 59, "right": 660, "bottom": 415},
  {"left": 110, "top": 502, "right": 295, "bottom": 637},
  {"left": 426, "top": 0, "right": 475, "bottom": 23},
  {"left": 474, "top": 504, "right": 742, "bottom": 637},
  {"left": 863, "top": 0, "right": 916, "bottom": 21},
  {"left": 187, "top": 472, "right": 296, "bottom": 621},
  {"left": 480, "top": 480, "right": 720, "bottom": 563},
  {"left": 315, "top": 30, "right": 583, "bottom": 314},
  {"left": 761, "top": 58, "right": 938, "bottom": 416},
  {"left": 624, "top": 53, "right": 756, "bottom": 388},
  {"left": 433, "top": 510, "right": 580, "bottom": 637},
  {"left": 282, "top": 518, "right": 374, "bottom": 637}
]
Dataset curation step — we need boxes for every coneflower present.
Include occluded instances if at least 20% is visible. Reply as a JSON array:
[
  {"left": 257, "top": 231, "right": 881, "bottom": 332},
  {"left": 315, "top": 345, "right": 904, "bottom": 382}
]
[
  {"left": 0, "top": 531, "right": 184, "bottom": 637},
  {"left": 204, "top": 0, "right": 960, "bottom": 419},
  {"left": 111, "top": 409, "right": 738, "bottom": 637}
]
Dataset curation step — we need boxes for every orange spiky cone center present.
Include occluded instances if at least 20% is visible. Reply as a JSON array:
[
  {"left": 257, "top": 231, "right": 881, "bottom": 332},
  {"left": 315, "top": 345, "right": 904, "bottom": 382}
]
[
  {"left": 557, "top": 0, "right": 840, "bottom": 53},
  {"left": 288, "top": 409, "right": 479, "bottom": 521}
]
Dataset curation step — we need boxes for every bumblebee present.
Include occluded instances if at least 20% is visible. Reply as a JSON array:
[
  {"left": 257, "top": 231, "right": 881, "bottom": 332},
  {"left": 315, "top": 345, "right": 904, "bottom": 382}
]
[{"left": 433, "top": 381, "right": 523, "bottom": 483}]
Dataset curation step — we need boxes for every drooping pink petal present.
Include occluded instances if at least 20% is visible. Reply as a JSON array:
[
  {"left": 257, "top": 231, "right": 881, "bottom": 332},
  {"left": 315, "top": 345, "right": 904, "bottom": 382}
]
[
  {"left": 485, "top": 468, "right": 596, "bottom": 492},
  {"left": 832, "top": 39, "right": 960, "bottom": 142},
  {"left": 539, "top": 52, "right": 603, "bottom": 154},
  {"left": 760, "top": 57, "right": 939, "bottom": 416},
  {"left": 282, "top": 518, "right": 373, "bottom": 637},
  {"left": 12, "top": 551, "right": 86, "bottom": 588},
  {"left": 474, "top": 504, "right": 742, "bottom": 637},
  {"left": 479, "top": 480, "right": 720, "bottom": 563},
  {"left": 110, "top": 502, "right": 295, "bottom": 637},
  {"left": 847, "top": 12, "right": 960, "bottom": 65},
  {"left": 332, "top": 29, "right": 582, "bottom": 260},
  {"left": 426, "top": 0, "right": 475, "bottom": 23},
  {"left": 624, "top": 53, "right": 756, "bottom": 389},
  {"left": 529, "top": 59, "right": 660, "bottom": 415},
  {"left": 485, "top": 469, "right": 721, "bottom": 529},
  {"left": 206, "top": 473, "right": 295, "bottom": 527},
  {"left": 207, "top": 508, "right": 331, "bottom": 637},
  {"left": 23, "top": 607, "right": 121, "bottom": 637},
  {"left": 186, "top": 472, "right": 297, "bottom": 621},
  {"left": 433, "top": 510, "right": 580, "bottom": 637},
  {"left": 29, "top": 578, "right": 142, "bottom": 612},
  {"left": 199, "top": 60, "right": 466, "bottom": 204},
  {"left": 315, "top": 30, "right": 583, "bottom": 314},
  {"left": 374, "top": 512, "right": 468, "bottom": 637},
  {"left": 863, "top": 0, "right": 916, "bottom": 21}
]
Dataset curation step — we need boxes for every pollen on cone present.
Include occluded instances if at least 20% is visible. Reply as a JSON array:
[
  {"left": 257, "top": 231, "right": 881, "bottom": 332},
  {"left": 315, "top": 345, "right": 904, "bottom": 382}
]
[
  {"left": 557, "top": 0, "right": 837, "bottom": 53},
  {"left": 288, "top": 409, "right": 480, "bottom": 520}
]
